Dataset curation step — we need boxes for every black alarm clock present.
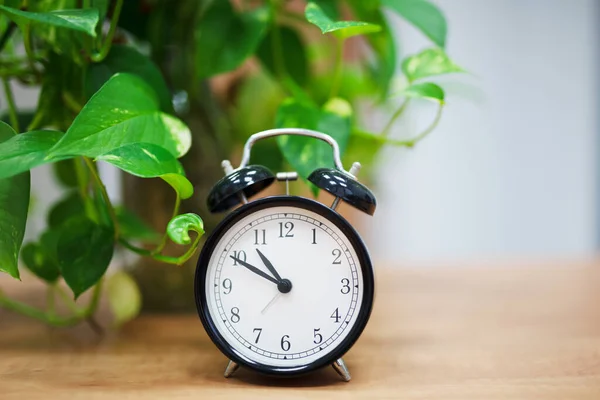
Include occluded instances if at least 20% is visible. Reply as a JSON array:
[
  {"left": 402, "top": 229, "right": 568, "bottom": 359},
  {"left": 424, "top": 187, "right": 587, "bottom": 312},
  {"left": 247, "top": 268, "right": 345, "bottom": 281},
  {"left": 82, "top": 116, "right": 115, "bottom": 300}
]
[{"left": 194, "top": 128, "right": 376, "bottom": 381}]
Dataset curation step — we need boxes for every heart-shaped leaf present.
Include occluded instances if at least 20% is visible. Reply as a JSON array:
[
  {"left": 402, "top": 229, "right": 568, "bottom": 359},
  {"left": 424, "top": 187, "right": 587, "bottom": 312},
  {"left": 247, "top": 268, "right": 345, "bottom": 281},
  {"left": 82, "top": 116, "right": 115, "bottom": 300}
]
[
  {"left": 167, "top": 213, "right": 204, "bottom": 245},
  {"left": 402, "top": 47, "right": 464, "bottom": 82},
  {"left": 0, "top": 122, "right": 29, "bottom": 279},
  {"left": 397, "top": 82, "right": 445, "bottom": 103},
  {"left": 276, "top": 98, "right": 352, "bottom": 193},
  {"left": 48, "top": 191, "right": 86, "bottom": 228},
  {"left": 0, "top": 130, "right": 63, "bottom": 179},
  {"left": 305, "top": 2, "right": 381, "bottom": 39},
  {"left": 381, "top": 0, "right": 447, "bottom": 48},
  {"left": 106, "top": 270, "right": 142, "bottom": 327},
  {"left": 57, "top": 216, "right": 114, "bottom": 298},
  {"left": 257, "top": 26, "right": 308, "bottom": 86},
  {"left": 0, "top": 6, "right": 99, "bottom": 37},
  {"left": 48, "top": 73, "right": 191, "bottom": 160},
  {"left": 347, "top": 0, "right": 396, "bottom": 97},
  {"left": 95, "top": 142, "right": 194, "bottom": 199},
  {"left": 115, "top": 207, "right": 160, "bottom": 242},
  {"left": 195, "top": 2, "right": 269, "bottom": 78},
  {"left": 85, "top": 45, "right": 173, "bottom": 113},
  {"left": 21, "top": 239, "right": 60, "bottom": 283}
]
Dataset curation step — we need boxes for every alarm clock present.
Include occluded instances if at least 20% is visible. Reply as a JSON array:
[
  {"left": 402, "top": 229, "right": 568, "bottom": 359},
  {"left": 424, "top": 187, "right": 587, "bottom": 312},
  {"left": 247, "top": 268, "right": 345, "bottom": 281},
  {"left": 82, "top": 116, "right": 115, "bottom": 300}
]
[{"left": 194, "top": 128, "right": 376, "bottom": 381}]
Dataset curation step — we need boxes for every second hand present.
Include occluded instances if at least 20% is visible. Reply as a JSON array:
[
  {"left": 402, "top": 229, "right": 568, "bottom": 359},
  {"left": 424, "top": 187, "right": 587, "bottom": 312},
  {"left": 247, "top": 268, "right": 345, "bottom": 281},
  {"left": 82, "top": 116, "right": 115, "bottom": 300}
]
[{"left": 261, "top": 292, "right": 282, "bottom": 314}]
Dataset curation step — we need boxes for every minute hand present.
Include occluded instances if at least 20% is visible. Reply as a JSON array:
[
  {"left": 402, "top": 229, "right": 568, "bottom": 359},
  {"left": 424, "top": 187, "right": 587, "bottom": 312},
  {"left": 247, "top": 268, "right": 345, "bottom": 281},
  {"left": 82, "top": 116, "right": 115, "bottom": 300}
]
[
  {"left": 230, "top": 256, "right": 278, "bottom": 284},
  {"left": 255, "top": 249, "right": 283, "bottom": 282}
]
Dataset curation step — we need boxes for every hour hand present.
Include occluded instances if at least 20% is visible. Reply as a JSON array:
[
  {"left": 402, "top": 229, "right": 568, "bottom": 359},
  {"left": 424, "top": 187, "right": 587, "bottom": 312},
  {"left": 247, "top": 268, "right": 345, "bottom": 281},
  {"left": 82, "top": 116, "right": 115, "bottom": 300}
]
[
  {"left": 230, "top": 256, "right": 278, "bottom": 284},
  {"left": 255, "top": 249, "right": 283, "bottom": 282}
]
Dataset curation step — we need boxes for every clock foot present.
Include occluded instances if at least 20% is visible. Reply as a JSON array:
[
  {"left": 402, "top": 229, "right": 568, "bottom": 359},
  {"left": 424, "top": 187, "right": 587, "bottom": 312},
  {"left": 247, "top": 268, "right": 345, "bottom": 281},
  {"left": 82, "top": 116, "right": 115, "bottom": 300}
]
[
  {"left": 224, "top": 360, "right": 239, "bottom": 378},
  {"left": 331, "top": 358, "right": 351, "bottom": 382}
]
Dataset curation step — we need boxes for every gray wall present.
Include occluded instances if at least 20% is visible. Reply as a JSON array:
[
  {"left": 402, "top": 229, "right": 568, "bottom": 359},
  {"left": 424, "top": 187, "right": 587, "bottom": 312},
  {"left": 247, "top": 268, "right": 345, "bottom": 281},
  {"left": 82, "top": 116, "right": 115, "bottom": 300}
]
[{"left": 371, "top": 0, "right": 599, "bottom": 263}]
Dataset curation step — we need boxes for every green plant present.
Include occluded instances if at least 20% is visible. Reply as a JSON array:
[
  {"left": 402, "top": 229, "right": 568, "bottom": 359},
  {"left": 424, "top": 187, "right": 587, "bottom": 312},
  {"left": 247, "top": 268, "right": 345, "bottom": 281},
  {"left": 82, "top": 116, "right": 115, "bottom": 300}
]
[{"left": 0, "top": 0, "right": 463, "bottom": 329}]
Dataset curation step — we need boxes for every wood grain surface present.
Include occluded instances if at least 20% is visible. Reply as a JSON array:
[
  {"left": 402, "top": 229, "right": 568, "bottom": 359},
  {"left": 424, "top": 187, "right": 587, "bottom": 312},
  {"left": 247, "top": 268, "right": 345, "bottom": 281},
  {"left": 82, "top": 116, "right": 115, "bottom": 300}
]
[{"left": 1, "top": 261, "right": 600, "bottom": 399}]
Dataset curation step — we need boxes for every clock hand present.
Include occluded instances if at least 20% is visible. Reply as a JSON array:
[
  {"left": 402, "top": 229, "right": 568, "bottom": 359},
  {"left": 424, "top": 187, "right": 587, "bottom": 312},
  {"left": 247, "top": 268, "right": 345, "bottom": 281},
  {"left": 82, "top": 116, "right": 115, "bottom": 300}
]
[
  {"left": 230, "top": 256, "right": 279, "bottom": 284},
  {"left": 255, "top": 249, "right": 283, "bottom": 282},
  {"left": 261, "top": 292, "right": 281, "bottom": 315}
]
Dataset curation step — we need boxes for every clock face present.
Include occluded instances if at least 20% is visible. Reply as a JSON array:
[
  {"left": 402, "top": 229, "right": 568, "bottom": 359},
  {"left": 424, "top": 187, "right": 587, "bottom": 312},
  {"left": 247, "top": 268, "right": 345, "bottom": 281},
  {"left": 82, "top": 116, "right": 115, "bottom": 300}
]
[{"left": 195, "top": 196, "right": 374, "bottom": 374}]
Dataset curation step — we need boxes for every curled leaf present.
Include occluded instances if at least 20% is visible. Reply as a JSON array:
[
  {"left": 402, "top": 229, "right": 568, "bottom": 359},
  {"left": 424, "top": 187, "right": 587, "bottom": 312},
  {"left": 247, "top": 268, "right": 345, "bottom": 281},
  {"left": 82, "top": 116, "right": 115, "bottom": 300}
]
[{"left": 167, "top": 213, "right": 204, "bottom": 245}]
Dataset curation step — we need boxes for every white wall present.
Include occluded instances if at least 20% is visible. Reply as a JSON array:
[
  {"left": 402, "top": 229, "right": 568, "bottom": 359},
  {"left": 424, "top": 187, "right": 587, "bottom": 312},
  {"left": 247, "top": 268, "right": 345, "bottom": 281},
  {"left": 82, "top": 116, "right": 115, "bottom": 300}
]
[{"left": 371, "top": 0, "right": 599, "bottom": 263}]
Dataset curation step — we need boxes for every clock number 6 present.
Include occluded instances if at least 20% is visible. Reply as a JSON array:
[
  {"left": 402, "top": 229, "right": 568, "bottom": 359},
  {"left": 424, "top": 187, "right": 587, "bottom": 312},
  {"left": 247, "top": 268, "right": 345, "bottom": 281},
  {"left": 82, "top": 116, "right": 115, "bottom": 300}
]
[{"left": 281, "top": 335, "right": 291, "bottom": 351}]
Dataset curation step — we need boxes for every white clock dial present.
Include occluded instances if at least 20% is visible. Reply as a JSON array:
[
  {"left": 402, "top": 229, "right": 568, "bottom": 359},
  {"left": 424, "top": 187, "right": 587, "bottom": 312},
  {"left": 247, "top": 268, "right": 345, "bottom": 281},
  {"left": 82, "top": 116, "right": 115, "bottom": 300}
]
[{"left": 203, "top": 203, "right": 365, "bottom": 368}]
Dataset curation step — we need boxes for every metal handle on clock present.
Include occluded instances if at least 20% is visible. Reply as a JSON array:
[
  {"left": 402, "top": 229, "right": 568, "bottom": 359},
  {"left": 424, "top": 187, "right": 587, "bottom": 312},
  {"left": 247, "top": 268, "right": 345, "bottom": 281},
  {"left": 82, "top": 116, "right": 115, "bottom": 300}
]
[{"left": 238, "top": 128, "right": 351, "bottom": 175}]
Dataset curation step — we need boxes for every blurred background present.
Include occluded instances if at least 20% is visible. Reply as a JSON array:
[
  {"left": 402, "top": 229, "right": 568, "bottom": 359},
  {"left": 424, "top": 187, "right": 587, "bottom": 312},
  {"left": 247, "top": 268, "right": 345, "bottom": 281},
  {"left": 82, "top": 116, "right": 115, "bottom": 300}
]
[{"left": 3, "top": 0, "right": 599, "bottom": 268}]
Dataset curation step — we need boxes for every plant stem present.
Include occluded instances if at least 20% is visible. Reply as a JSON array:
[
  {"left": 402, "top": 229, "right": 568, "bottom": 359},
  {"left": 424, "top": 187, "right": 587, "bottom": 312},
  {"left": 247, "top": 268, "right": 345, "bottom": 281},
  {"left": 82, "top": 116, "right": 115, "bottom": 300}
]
[
  {"left": 22, "top": 24, "right": 40, "bottom": 78},
  {"left": 364, "top": 104, "right": 444, "bottom": 147},
  {"left": 120, "top": 232, "right": 202, "bottom": 266},
  {"left": 0, "top": 294, "right": 82, "bottom": 327},
  {"left": 0, "top": 280, "right": 105, "bottom": 328},
  {"left": 55, "top": 285, "right": 82, "bottom": 315},
  {"left": 46, "top": 286, "right": 56, "bottom": 317},
  {"left": 0, "top": 22, "right": 16, "bottom": 53},
  {"left": 84, "top": 278, "right": 103, "bottom": 317},
  {"left": 83, "top": 157, "right": 120, "bottom": 239},
  {"left": 329, "top": 38, "right": 344, "bottom": 99},
  {"left": 91, "top": 0, "right": 123, "bottom": 62},
  {"left": 151, "top": 193, "right": 181, "bottom": 256},
  {"left": 270, "top": 3, "right": 286, "bottom": 80},
  {"left": 1, "top": 77, "right": 19, "bottom": 132},
  {"left": 26, "top": 110, "right": 44, "bottom": 131},
  {"left": 382, "top": 99, "right": 410, "bottom": 137}
]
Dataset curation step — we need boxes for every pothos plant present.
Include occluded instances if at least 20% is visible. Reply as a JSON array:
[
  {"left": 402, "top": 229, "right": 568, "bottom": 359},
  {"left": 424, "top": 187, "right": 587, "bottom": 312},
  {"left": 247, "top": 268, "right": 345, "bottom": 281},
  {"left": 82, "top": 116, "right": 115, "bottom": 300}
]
[{"left": 0, "top": 0, "right": 463, "bottom": 329}]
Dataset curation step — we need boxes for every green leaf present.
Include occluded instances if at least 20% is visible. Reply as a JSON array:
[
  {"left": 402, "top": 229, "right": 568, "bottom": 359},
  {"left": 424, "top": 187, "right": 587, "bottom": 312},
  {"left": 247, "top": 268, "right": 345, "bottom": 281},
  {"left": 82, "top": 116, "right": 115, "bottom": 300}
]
[
  {"left": 47, "top": 191, "right": 85, "bottom": 228},
  {"left": 85, "top": 45, "right": 173, "bottom": 113},
  {"left": 257, "top": 26, "right": 308, "bottom": 86},
  {"left": 346, "top": 0, "right": 396, "bottom": 97},
  {"left": 32, "top": 52, "right": 84, "bottom": 130},
  {"left": 276, "top": 98, "right": 352, "bottom": 193},
  {"left": 0, "top": 130, "right": 64, "bottom": 179},
  {"left": 57, "top": 216, "right": 114, "bottom": 298},
  {"left": 381, "top": 0, "right": 447, "bottom": 48},
  {"left": 21, "top": 239, "right": 60, "bottom": 283},
  {"left": 402, "top": 47, "right": 464, "bottom": 82},
  {"left": 115, "top": 207, "right": 159, "bottom": 242},
  {"left": 305, "top": 2, "right": 381, "bottom": 39},
  {"left": 167, "top": 213, "right": 204, "bottom": 245},
  {"left": 397, "top": 82, "right": 444, "bottom": 103},
  {"left": 95, "top": 142, "right": 194, "bottom": 200},
  {"left": 53, "top": 159, "right": 79, "bottom": 188},
  {"left": 195, "top": 2, "right": 269, "bottom": 78},
  {"left": 106, "top": 270, "right": 142, "bottom": 327},
  {"left": 0, "top": 6, "right": 99, "bottom": 37},
  {"left": 48, "top": 73, "right": 191, "bottom": 160},
  {"left": 0, "top": 121, "right": 29, "bottom": 279}
]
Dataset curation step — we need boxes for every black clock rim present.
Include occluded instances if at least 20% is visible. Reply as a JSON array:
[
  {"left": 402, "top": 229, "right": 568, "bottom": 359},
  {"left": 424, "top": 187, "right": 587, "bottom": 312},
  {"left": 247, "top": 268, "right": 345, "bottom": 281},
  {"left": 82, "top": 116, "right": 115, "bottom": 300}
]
[{"left": 194, "top": 196, "right": 375, "bottom": 377}]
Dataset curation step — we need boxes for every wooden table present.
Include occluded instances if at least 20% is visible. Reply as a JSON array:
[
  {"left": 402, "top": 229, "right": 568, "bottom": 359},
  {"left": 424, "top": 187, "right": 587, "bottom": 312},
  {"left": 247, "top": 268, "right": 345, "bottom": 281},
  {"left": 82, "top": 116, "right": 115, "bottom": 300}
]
[{"left": 1, "top": 261, "right": 600, "bottom": 399}]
